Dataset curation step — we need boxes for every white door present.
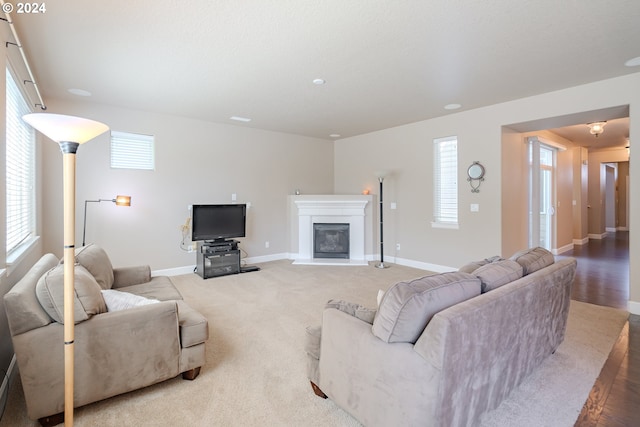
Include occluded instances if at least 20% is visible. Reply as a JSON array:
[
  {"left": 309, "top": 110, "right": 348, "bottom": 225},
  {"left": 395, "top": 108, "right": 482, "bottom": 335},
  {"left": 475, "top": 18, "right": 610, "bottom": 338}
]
[{"left": 528, "top": 138, "right": 556, "bottom": 250}]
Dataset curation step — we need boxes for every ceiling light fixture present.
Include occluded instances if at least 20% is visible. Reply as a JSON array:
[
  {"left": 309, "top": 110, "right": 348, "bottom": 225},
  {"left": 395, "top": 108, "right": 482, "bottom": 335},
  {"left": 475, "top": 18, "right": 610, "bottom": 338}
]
[
  {"left": 68, "top": 88, "right": 92, "bottom": 97},
  {"left": 312, "top": 78, "right": 326, "bottom": 85},
  {"left": 444, "top": 103, "right": 462, "bottom": 110},
  {"left": 230, "top": 116, "right": 251, "bottom": 122},
  {"left": 587, "top": 121, "right": 607, "bottom": 137},
  {"left": 329, "top": 134, "right": 341, "bottom": 138}
]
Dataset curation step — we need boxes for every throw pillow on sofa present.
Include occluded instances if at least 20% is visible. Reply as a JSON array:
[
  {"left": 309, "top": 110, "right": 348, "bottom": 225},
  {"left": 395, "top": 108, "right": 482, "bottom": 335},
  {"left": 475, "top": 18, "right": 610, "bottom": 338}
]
[
  {"left": 473, "top": 259, "right": 523, "bottom": 293},
  {"left": 101, "top": 289, "right": 160, "bottom": 311},
  {"left": 372, "top": 272, "right": 481, "bottom": 343},
  {"left": 510, "top": 247, "right": 555, "bottom": 275},
  {"left": 325, "top": 299, "right": 377, "bottom": 324},
  {"left": 74, "top": 244, "right": 115, "bottom": 289},
  {"left": 36, "top": 264, "right": 107, "bottom": 324}
]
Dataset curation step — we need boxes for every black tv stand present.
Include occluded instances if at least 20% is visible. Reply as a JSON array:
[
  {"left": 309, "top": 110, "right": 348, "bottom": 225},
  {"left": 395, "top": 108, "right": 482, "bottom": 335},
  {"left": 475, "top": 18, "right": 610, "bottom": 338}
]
[
  {"left": 196, "top": 240, "right": 240, "bottom": 279},
  {"left": 240, "top": 265, "right": 260, "bottom": 273}
]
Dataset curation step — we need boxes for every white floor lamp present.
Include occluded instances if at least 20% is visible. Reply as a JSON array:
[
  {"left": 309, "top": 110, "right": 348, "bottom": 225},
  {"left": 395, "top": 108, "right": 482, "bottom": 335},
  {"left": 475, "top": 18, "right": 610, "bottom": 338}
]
[{"left": 23, "top": 113, "right": 109, "bottom": 427}]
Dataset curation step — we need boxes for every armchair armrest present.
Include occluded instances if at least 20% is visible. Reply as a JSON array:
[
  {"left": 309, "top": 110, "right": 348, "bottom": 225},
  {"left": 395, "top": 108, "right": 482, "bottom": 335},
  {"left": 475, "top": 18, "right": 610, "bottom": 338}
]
[{"left": 112, "top": 265, "right": 152, "bottom": 288}]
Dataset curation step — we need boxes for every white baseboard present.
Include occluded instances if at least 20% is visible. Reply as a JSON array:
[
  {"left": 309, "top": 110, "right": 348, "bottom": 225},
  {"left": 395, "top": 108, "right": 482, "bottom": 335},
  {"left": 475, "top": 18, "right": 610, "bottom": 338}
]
[
  {"left": 588, "top": 232, "right": 608, "bottom": 240},
  {"left": 244, "top": 253, "right": 289, "bottom": 265},
  {"left": 553, "top": 243, "right": 574, "bottom": 255},
  {"left": 628, "top": 300, "right": 640, "bottom": 316},
  {"left": 573, "top": 237, "right": 589, "bottom": 245},
  {"left": 392, "top": 256, "right": 456, "bottom": 273},
  {"left": 152, "top": 265, "right": 196, "bottom": 277},
  {"left": 605, "top": 227, "right": 617, "bottom": 233}
]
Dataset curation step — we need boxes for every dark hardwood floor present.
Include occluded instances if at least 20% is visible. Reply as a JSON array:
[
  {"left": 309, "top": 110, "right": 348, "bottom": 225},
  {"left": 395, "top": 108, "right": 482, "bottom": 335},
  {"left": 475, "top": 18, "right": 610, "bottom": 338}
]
[{"left": 557, "top": 231, "right": 639, "bottom": 427}]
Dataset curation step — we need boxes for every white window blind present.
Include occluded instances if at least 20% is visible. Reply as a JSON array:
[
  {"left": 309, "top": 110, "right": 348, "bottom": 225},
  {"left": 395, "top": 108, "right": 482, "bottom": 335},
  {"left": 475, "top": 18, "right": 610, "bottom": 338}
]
[
  {"left": 433, "top": 136, "right": 458, "bottom": 226},
  {"left": 6, "top": 67, "right": 35, "bottom": 255},
  {"left": 111, "top": 131, "right": 155, "bottom": 170}
]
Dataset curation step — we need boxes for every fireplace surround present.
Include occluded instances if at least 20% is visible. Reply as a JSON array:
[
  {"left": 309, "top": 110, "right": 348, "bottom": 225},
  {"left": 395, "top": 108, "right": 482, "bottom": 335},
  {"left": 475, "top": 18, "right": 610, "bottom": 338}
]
[{"left": 290, "top": 195, "right": 372, "bottom": 265}]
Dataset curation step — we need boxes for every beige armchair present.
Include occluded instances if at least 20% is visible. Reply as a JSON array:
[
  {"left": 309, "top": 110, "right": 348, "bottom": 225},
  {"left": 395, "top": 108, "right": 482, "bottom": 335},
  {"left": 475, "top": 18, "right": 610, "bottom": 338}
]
[{"left": 4, "top": 245, "right": 208, "bottom": 425}]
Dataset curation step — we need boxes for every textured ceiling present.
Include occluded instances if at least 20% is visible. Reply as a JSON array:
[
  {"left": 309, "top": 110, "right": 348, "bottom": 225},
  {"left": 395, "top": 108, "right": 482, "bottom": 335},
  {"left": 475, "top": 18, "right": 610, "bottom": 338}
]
[{"left": 7, "top": 0, "right": 640, "bottom": 142}]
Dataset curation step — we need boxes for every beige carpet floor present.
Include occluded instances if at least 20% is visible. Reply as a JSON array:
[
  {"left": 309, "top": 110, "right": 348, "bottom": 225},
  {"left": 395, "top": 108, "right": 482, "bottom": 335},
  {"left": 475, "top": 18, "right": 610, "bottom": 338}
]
[{"left": 0, "top": 260, "right": 629, "bottom": 426}]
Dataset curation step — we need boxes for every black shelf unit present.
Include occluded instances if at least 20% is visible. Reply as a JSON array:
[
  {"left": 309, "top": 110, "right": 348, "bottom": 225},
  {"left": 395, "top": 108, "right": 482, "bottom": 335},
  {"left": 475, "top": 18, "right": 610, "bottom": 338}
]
[{"left": 196, "top": 240, "right": 240, "bottom": 279}]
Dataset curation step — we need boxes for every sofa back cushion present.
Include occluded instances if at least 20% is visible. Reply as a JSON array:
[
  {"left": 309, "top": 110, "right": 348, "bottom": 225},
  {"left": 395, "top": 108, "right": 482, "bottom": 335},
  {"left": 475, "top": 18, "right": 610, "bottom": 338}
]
[
  {"left": 36, "top": 264, "right": 107, "bottom": 324},
  {"left": 372, "top": 272, "right": 481, "bottom": 343},
  {"left": 458, "top": 255, "right": 503, "bottom": 274},
  {"left": 510, "top": 247, "right": 554, "bottom": 275},
  {"left": 75, "top": 244, "right": 114, "bottom": 289},
  {"left": 474, "top": 259, "right": 524, "bottom": 293}
]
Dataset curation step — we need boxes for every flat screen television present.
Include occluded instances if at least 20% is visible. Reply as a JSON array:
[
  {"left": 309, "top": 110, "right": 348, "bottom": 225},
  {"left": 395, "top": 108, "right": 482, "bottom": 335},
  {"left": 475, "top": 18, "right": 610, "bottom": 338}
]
[{"left": 191, "top": 204, "right": 246, "bottom": 242}]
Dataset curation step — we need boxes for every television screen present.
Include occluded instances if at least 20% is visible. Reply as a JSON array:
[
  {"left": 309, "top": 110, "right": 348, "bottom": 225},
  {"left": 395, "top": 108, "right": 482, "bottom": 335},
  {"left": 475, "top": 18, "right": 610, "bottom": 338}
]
[{"left": 191, "top": 204, "right": 246, "bottom": 242}]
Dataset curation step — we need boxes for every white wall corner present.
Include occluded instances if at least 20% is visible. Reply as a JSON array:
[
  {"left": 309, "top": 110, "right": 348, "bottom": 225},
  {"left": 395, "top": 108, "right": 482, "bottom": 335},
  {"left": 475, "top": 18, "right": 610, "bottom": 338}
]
[{"left": 628, "top": 300, "right": 640, "bottom": 316}]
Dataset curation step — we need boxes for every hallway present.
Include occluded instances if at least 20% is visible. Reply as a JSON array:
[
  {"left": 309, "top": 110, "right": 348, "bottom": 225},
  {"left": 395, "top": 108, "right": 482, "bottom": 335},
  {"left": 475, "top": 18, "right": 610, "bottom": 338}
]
[{"left": 562, "top": 232, "right": 639, "bottom": 426}]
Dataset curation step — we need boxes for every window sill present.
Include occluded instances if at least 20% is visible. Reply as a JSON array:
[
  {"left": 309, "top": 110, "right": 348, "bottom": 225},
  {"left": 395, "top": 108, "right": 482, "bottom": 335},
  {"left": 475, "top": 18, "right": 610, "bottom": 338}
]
[
  {"left": 431, "top": 221, "right": 459, "bottom": 230},
  {"left": 6, "top": 236, "right": 41, "bottom": 273}
]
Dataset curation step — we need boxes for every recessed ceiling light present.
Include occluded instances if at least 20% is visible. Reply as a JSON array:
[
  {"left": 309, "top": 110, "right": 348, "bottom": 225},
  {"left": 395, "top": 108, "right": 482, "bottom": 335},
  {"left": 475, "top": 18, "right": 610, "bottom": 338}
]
[
  {"left": 624, "top": 56, "right": 640, "bottom": 67},
  {"left": 68, "top": 88, "right": 91, "bottom": 97},
  {"left": 313, "top": 78, "right": 326, "bottom": 85},
  {"left": 230, "top": 116, "right": 251, "bottom": 122},
  {"left": 329, "top": 134, "right": 341, "bottom": 138},
  {"left": 444, "top": 103, "right": 462, "bottom": 110}
]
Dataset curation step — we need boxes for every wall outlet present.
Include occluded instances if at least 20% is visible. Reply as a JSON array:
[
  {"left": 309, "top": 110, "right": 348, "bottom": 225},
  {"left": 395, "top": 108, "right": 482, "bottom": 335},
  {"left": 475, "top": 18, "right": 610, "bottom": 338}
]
[
  {"left": 231, "top": 193, "right": 237, "bottom": 202},
  {"left": 265, "top": 241, "right": 270, "bottom": 248},
  {"left": 390, "top": 202, "right": 397, "bottom": 210},
  {"left": 396, "top": 243, "right": 401, "bottom": 251}
]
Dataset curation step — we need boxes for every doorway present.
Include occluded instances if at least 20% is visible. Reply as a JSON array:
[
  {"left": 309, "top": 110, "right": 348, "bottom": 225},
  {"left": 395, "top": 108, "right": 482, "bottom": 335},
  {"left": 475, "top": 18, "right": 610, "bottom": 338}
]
[{"left": 528, "top": 137, "right": 557, "bottom": 250}]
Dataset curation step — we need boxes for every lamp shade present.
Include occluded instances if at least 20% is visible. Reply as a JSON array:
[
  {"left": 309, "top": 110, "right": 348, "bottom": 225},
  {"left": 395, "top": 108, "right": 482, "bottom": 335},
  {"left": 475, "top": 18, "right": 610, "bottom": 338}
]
[
  {"left": 115, "top": 195, "right": 131, "bottom": 206},
  {"left": 23, "top": 113, "right": 109, "bottom": 143}
]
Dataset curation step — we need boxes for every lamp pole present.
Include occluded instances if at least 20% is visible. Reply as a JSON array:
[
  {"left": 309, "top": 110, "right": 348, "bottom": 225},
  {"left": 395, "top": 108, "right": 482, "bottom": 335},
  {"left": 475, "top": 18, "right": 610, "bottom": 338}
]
[
  {"left": 376, "top": 175, "right": 389, "bottom": 269},
  {"left": 60, "top": 141, "right": 78, "bottom": 426}
]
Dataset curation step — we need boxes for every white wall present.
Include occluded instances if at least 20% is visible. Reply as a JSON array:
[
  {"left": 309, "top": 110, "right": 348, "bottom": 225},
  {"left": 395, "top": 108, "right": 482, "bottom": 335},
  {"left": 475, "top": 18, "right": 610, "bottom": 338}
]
[
  {"left": 335, "top": 72, "right": 640, "bottom": 313},
  {"left": 40, "top": 99, "right": 335, "bottom": 270}
]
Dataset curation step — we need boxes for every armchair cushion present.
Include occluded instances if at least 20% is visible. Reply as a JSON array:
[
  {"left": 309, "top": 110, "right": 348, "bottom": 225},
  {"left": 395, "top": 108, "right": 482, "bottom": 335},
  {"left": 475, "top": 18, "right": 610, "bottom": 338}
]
[
  {"left": 510, "top": 246, "right": 555, "bottom": 275},
  {"left": 36, "top": 264, "right": 107, "bottom": 324},
  {"left": 75, "top": 244, "right": 114, "bottom": 289},
  {"left": 112, "top": 265, "right": 152, "bottom": 288},
  {"left": 372, "top": 272, "right": 481, "bottom": 343}
]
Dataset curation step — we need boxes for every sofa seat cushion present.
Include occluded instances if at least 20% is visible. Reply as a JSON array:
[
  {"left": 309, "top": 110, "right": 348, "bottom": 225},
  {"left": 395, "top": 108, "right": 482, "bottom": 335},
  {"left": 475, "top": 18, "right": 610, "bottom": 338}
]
[
  {"left": 74, "top": 244, "right": 115, "bottom": 289},
  {"left": 36, "top": 264, "right": 107, "bottom": 324},
  {"left": 474, "top": 259, "right": 524, "bottom": 293},
  {"left": 116, "top": 276, "right": 183, "bottom": 301},
  {"left": 101, "top": 289, "right": 160, "bottom": 311},
  {"left": 176, "top": 301, "right": 208, "bottom": 348},
  {"left": 510, "top": 247, "right": 555, "bottom": 275},
  {"left": 372, "top": 272, "right": 481, "bottom": 343}
]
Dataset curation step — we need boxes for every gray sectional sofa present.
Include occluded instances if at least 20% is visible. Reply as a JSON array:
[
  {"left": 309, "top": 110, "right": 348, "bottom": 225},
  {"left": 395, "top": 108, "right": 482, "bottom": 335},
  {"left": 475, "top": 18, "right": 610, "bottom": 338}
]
[
  {"left": 4, "top": 244, "right": 209, "bottom": 424},
  {"left": 306, "top": 247, "right": 577, "bottom": 427}
]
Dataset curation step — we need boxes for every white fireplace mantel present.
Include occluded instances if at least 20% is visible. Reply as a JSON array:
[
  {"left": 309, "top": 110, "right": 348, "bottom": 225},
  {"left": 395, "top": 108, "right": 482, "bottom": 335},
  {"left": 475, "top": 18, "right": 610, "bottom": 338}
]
[{"left": 291, "top": 195, "right": 372, "bottom": 265}]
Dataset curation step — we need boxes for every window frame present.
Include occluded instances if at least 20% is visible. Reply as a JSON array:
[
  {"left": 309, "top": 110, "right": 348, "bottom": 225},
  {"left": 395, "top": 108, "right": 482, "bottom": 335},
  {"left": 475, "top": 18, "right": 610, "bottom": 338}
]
[
  {"left": 110, "top": 130, "right": 155, "bottom": 170},
  {"left": 432, "top": 135, "right": 459, "bottom": 229},
  {"left": 5, "top": 64, "right": 37, "bottom": 263}
]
